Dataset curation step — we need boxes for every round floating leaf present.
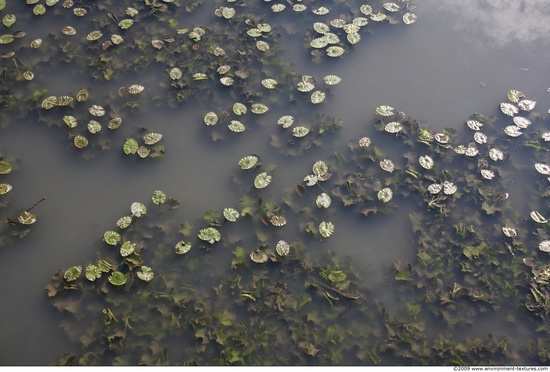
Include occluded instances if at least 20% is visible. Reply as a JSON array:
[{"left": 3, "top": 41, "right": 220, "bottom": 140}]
[
  {"left": 33, "top": 4, "right": 46, "bottom": 15},
  {"left": 108, "top": 117, "right": 122, "bottom": 130},
  {"left": 198, "top": 227, "right": 221, "bottom": 244},
  {"left": 85, "top": 264, "right": 102, "bottom": 282},
  {"left": 108, "top": 271, "right": 127, "bottom": 286},
  {"left": 427, "top": 183, "right": 442, "bottom": 194},
  {"left": 89, "top": 104, "right": 105, "bottom": 117},
  {"left": 383, "top": 3, "right": 400, "bottom": 12},
  {"left": 152, "top": 190, "right": 166, "bottom": 205},
  {"left": 204, "top": 112, "right": 218, "bottom": 126},
  {"left": 116, "top": 216, "right": 132, "bottom": 229},
  {"left": 228, "top": 120, "right": 246, "bottom": 133},
  {"left": 353, "top": 17, "right": 369, "bottom": 27},
  {"left": 2, "top": 14, "right": 16, "bottom": 28},
  {"left": 220, "top": 77, "right": 234, "bottom": 86},
  {"left": 474, "top": 132, "right": 487, "bottom": 144},
  {"left": 539, "top": 240, "right": 550, "bottom": 253},
  {"left": 347, "top": 32, "right": 361, "bottom": 45},
  {"left": 403, "top": 13, "right": 417, "bottom": 25},
  {"left": 123, "top": 138, "right": 139, "bottom": 154},
  {"left": 128, "top": 84, "right": 144, "bottom": 94},
  {"left": 419, "top": 155, "right": 434, "bottom": 170},
  {"left": 384, "top": 121, "right": 403, "bottom": 133},
  {"left": 312, "top": 160, "right": 328, "bottom": 176},
  {"left": 247, "top": 28, "right": 262, "bottom": 37},
  {"left": 118, "top": 19, "right": 134, "bottom": 29},
  {"left": 513, "top": 116, "right": 531, "bottom": 128},
  {"left": 376, "top": 105, "right": 395, "bottom": 116},
  {"left": 380, "top": 159, "right": 394, "bottom": 173},
  {"left": 64, "top": 266, "right": 82, "bottom": 282},
  {"left": 170, "top": 67, "right": 182, "bottom": 80},
  {"left": 271, "top": 4, "right": 285, "bottom": 12},
  {"left": 18, "top": 211, "right": 37, "bottom": 225},
  {"left": 22, "top": 71, "right": 34, "bottom": 81},
  {"left": 531, "top": 211, "right": 548, "bottom": 224},
  {"left": 310, "top": 37, "right": 328, "bottom": 49},
  {"left": 0, "top": 183, "right": 13, "bottom": 195},
  {"left": 535, "top": 163, "right": 550, "bottom": 175},
  {"left": 254, "top": 172, "right": 272, "bottom": 189},
  {"left": 324, "top": 75, "right": 341, "bottom": 86},
  {"left": 330, "top": 19, "right": 347, "bottom": 28},
  {"left": 500, "top": 102, "right": 518, "bottom": 116},
  {"left": 111, "top": 34, "right": 123, "bottom": 45},
  {"left": 30, "top": 38, "right": 42, "bottom": 48},
  {"left": 360, "top": 5, "right": 373, "bottom": 15},
  {"left": 316, "top": 193, "right": 331, "bottom": 208},
  {"left": 0, "top": 34, "right": 14, "bottom": 44},
  {"left": 137, "top": 266, "right": 154, "bottom": 282},
  {"left": 480, "top": 169, "right": 495, "bottom": 180},
  {"left": 319, "top": 221, "right": 334, "bottom": 238},
  {"left": 221, "top": 7, "right": 235, "bottom": 19},
  {"left": 489, "top": 148, "right": 504, "bottom": 161},
  {"left": 74, "top": 135, "right": 88, "bottom": 149},
  {"left": 370, "top": 12, "right": 387, "bottom": 22},
  {"left": 175, "top": 241, "right": 192, "bottom": 254},
  {"left": 223, "top": 208, "right": 240, "bottom": 222},
  {"left": 256, "top": 41, "right": 270, "bottom": 51},
  {"left": 518, "top": 99, "right": 536, "bottom": 111},
  {"left": 292, "top": 126, "right": 310, "bottom": 137},
  {"left": 378, "top": 188, "right": 393, "bottom": 203},
  {"left": 131, "top": 202, "right": 147, "bottom": 217},
  {"left": 326, "top": 46, "right": 345, "bottom": 57},
  {"left": 233, "top": 102, "right": 247, "bottom": 116},
  {"left": 507, "top": 89, "right": 524, "bottom": 103},
  {"left": 435, "top": 133, "right": 450, "bottom": 144},
  {"left": 250, "top": 250, "right": 268, "bottom": 263},
  {"left": 120, "top": 241, "right": 136, "bottom": 257},
  {"left": 269, "top": 215, "right": 287, "bottom": 227},
  {"left": 73, "top": 8, "right": 87, "bottom": 16},
  {"left": 466, "top": 120, "right": 483, "bottom": 131},
  {"left": 87, "top": 120, "right": 101, "bottom": 134},
  {"left": 276, "top": 240, "right": 290, "bottom": 256},
  {"left": 104, "top": 231, "right": 121, "bottom": 246},
  {"left": 311, "top": 91, "right": 326, "bottom": 104},
  {"left": 238, "top": 155, "right": 259, "bottom": 170},
  {"left": 261, "top": 79, "right": 278, "bottom": 89},
  {"left": 504, "top": 125, "right": 522, "bottom": 137},
  {"left": 143, "top": 133, "right": 163, "bottom": 145},
  {"left": 313, "top": 7, "right": 330, "bottom": 15},
  {"left": 502, "top": 226, "right": 517, "bottom": 239},
  {"left": 86, "top": 31, "right": 102, "bottom": 41},
  {"left": 0, "top": 161, "right": 11, "bottom": 175},
  {"left": 251, "top": 103, "right": 269, "bottom": 114},
  {"left": 443, "top": 181, "right": 457, "bottom": 195},
  {"left": 257, "top": 23, "right": 272, "bottom": 33},
  {"left": 137, "top": 146, "right": 150, "bottom": 158},
  {"left": 63, "top": 115, "right": 77, "bottom": 128},
  {"left": 313, "top": 22, "right": 330, "bottom": 34},
  {"left": 359, "top": 137, "right": 371, "bottom": 148}
]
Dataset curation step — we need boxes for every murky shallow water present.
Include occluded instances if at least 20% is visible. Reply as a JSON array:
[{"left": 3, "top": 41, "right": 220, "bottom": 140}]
[{"left": 1, "top": 0, "right": 550, "bottom": 366}]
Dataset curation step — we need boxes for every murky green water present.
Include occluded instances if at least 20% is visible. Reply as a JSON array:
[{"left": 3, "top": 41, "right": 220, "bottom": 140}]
[{"left": 1, "top": 0, "right": 549, "bottom": 366}]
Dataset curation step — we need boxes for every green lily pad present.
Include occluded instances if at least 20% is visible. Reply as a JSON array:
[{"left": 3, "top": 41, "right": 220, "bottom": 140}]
[
  {"left": 204, "top": 112, "right": 218, "bottom": 126},
  {"left": 311, "top": 91, "right": 326, "bottom": 104},
  {"left": 108, "top": 117, "right": 122, "bottom": 130},
  {"left": 403, "top": 13, "right": 417, "bottom": 25},
  {"left": 228, "top": 120, "right": 246, "bottom": 133},
  {"left": 2, "top": 14, "right": 16, "bottom": 28},
  {"left": 324, "top": 75, "right": 341, "bottom": 86},
  {"left": 137, "top": 266, "right": 154, "bottom": 282},
  {"left": 238, "top": 155, "right": 259, "bottom": 170},
  {"left": 170, "top": 67, "right": 182, "bottom": 80},
  {"left": 74, "top": 135, "right": 88, "bottom": 149},
  {"left": 104, "top": 231, "right": 121, "bottom": 246},
  {"left": 63, "top": 115, "right": 78, "bottom": 128},
  {"left": 152, "top": 190, "right": 166, "bottom": 205},
  {"left": 87, "top": 120, "right": 101, "bottom": 134},
  {"left": 376, "top": 105, "right": 395, "bottom": 116},
  {"left": 276, "top": 240, "right": 290, "bottom": 256},
  {"left": 319, "top": 221, "right": 334, "bottom": 238},
  {"left": 254, "top": 172, "right": 272, "bottom": 189},
  {"left": 130, "top": 202, "right": 147, "bottom": 217},
  {"left": 198, "top": 227, "right": 221, "bottom": 244},
  {"left": 123, "top": 139, "right": 139, "bottom": 155},
  {"left": 316, "top": 193, "right": 331, "bottom": 208},
  {"left": 108, "top": 271, "right": 127, "bottom": 286},
  {"left": 85, "top": 264, "right": 102, "bottom": 282},
  {"left": 0, "top": 161, "right": 11, "bottom": 174},
  {"left": 261, "top": 79, "right": 278, "bottom": 89},
  {"left": 277, "top": 115, "right": 294, "bottom": 128},
  {"left": 18, "top": 211, "right": 37, "bottom": 225},
  {"left": 223, "top": 208, "right": 240, "bottom": 222},
  {"left": 137, "top": 146, "right": 150, "bottom": 158},
  {"left": 0, "top": 34, "right": 15, "bottom": 44},
  {"left": 326, "top": 46, "right": 345, "bottom": 57},
  {"left": 175, "top": 241, "right": 192, "bottom": 254},
  {"left": 378, "top": 188, "right": 393, "bottom": 203},
  {"left": 116, "top": 216, "right": 132, "bottom": 229},
  {"left": 292, "top": 126, "right": 310, "bottom": 137},
  {"left": 143, "top": 133, "right": 163, "bottom": 145},
  {"left": 0, "top": 183, "right": 12, "bottom": 195},
  {"left": 118, "top": 19, "right": 134, "bottom": 29},
  {"left": 251, "top": 103, "right": 269, "bottom": 114},
  {"left": 233, "top": 103, "right": 247, "bottom": 116},
  {"left": 64, "top": 266, "right": 82, "bottom": 282},
  {"left": 250, "top": 250, "right": 268, "bottom": 263},
  {"left": 86, "top": 31, "right": 102, "bottom": 41}
]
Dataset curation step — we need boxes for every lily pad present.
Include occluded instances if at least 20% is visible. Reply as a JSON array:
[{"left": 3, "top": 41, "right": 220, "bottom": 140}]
[
  {"left": 120, "top": 241, "right": 136, "bottom": 257},
  {"left": 311, "top": 91, "right": 326, "bottom": 104},
  {"left": 500, "top": 102, "right": 518, "bottom": 116},
  {"left": 292, "top": 126, "right": 310, "bottom": 137},
  {"left": 254, "top": 172, "right": 272, "bottom": 189},
  {"left": 324, "top": 75, "right": 342, "bottom": 86},
  {"left": 223, "top": 208, "right": 240, "bottom": 222},
  {"left": 233, "top": 103, "right": 247, "bottom": 116},
  {"left": 378, "top": 188, "right": 393, "bottom": 203},
  {"left": 64, "top": 266, "right": 82, "bottom": 282},
  {"left": 143, "top": 133, "right": 163, "bottom": 145},
  {"left": 204, "top": 112, "right": 218, "bottom": 126},
  {"left": 403, "top": 13, "right": 417, "bottom": 25},
  {"left": 261, "top": 79, "right": 278, "bottom": 89},
  {"left": 277, "top": 115, "right": 294, "bottom": 128},
  {"left": 276, "top": 240, "right": 290, "bottom": 256},
  {"left": 251, "top": 103, "right": 269, "bottom": 114},
  {"left": 17, "top": 211, "right": 37, "bottom": 225},
  {"left": 238, "top": 155, "right": 259, "bottom": 170},
  {"left": 137, "top": 266, "right": 154, "bottom": 282},
  {"left": 175, "top": 241, "right": 192, "bottom": 254},
  {"left": 73, "top": 135, "right": 88, "bottom": 149},
  {"left": 419, "top": 155, "right": 434, "bottom": 170},
  {"left": 152, "top": 190, "right": 166, "bottom": 205},
  {"left": 0, "top": 161, "right": 11, "bottom": 174},
  {"left": 103, "top": 231, "right": 121, "bottom": 246},
  {"left": 131, "top": 202, "right": 147, "bottom": 217},
  {"left": 539, "top": 240, "right": 550, "bottom": 253},
  {"left": 228, "top": 120, "right": 246, "bottom": 133},
  {"left": 319, "top": 221, "right": 335, "bottom": 238},
  {"left": 170, "top": 67, "right": 182, "bottom": 80},
  {"left": 316, "top": 193, "right": 332, "bottom": 208},
  {"left": 108, "top": 271, "right": 127, "bottom": 286},
  {"left": 326, "top": 46, "right": 345, "bottom": 57},
  {"left": 376, "top": 105, "right": 395, "bottom": 116},
  {"left": 0, "top": 183, "right": 11, "bottom": 195},
  {"left": 123, "top": 139, "right": 139, "bottom": 154},
  {"left": 198, "top": 227, "right": 221, "bottom": 244},
  {"left": 116, "top": 216, "right": 132, "bottom": 229},
  {"left": 85, "top": 264, "right": 102, "bottom": 282},
  {"left": 250, "top": 250, "right": 269, "bottom": 263},
  {"left": 530, "top": 211, "right": 548, "bottom": 224}
]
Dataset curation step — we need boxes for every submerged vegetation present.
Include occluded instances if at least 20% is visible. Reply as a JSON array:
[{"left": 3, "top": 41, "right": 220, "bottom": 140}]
[{"left": 0, "top": 0, "right": 549, "bottom": 367}]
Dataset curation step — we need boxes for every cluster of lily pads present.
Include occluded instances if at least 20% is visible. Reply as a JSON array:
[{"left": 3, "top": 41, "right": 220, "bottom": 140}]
[{"left": 3, "top": 0, "right": 550, "bottom": 367}]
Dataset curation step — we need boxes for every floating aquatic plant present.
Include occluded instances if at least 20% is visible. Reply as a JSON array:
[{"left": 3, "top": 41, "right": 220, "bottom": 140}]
[
  {"left": 319, "top": 221, "right": 334, "bottom": 238},
  {"left": 254, "top": 172, "right": 272, "bottom": 189},
  {"left": 198, "top": 227, "right": 221, "bottom": 244},
  {"left": 175, "top": 241, "right": 192, "bottom": 254}
]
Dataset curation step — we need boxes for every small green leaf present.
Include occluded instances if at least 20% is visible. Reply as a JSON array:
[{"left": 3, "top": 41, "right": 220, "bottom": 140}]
[
  {"left": 108, "top": 271, "right": 127, "bottom": 286},
  {"left": 175, "top": 241, "right": 192, "bottom": 254},
  {"left": 64, "top": 266, "right": 82, "bottom": 282},
  {"left": 130, "top": 202, "right": 147, "bottom": 217},
  {"left": 152, "top": 190, "right": 166, "bottom": 205},
  {"left": 123, "top": 139, "right": 138, "bottom": 155},
  {"left": 137, "top": 266, "right": 154, "bottom": 282},
  {"left": 103, "top": 231, "right": 121, "bottom": 246}
]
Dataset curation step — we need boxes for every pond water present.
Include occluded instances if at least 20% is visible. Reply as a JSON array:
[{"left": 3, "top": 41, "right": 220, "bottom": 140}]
[{"left": 1, "top": 0, "right": 550, "bottom": 366}]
